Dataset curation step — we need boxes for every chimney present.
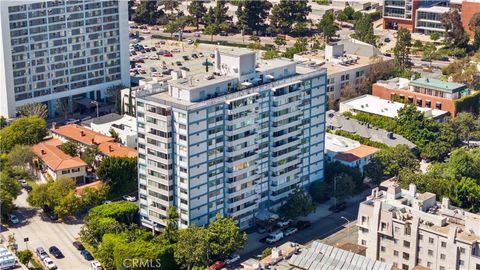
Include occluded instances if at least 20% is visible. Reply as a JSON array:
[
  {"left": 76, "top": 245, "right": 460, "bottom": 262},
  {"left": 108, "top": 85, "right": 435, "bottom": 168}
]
[
  {"left": 91, "top": 138, "right": 95, "bottom": 144},
  {"left": 109, "top": 145, "right": 113, "bottom": 152},
  {"left": 52, "top": 122, "right": 56, "bottom": 130},
  {"left": 409, "top": 183, "right": 417, "bottom": 197},
  {"left": 387, "top": 184, "right": 401, "bottom": 200},
  {"left": 214, "top": 48, "right": 221, "bottom": 73},
  {"left": 80, "top": 130, "right": 85, "bottom": 136},
  {"left": 41, "top": 149, "right": 46, "bottom": 155},
  {"left": 442, "top": 197, "right": 450, "bottom": 209}
]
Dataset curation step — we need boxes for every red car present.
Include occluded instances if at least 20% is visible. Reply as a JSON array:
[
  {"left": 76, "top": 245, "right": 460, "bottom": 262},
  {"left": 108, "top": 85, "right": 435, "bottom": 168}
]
[
  {"left": 210, "top": 261, "right": 225, "bottom": 270},
  {"left": 164, "top": 52, "right": 173, "bottom": 57}
]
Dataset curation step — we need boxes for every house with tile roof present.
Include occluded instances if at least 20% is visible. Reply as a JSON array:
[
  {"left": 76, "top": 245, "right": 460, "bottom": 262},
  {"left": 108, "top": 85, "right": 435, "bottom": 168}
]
[
  {"left": 50, "top": 123, "right": 136, "bottom": 159},
  {"left": 32, "top": 138, "right": 88, "bottom": 184},
  {"left": 325, "top": 133, "right": 381, "bottom": 172}
]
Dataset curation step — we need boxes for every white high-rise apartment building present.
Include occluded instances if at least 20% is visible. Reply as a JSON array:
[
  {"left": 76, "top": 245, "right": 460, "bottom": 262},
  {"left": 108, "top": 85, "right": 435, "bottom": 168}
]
[
  {"left": 136, "top": 49, "right": 327, "bottom": 230},
  {"left": 357, "top": 181, "right": 480, "bottom": 270},
  {"left": 0, "top": 0, "right": 130, "bottom": 118}
]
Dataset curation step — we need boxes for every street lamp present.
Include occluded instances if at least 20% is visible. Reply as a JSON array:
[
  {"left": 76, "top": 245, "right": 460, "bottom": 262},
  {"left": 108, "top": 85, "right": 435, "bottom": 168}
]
[
  {"left": 341, "top": 216, "right": 352, "bottom": 243},
  {"left": 91, "top": 100, "right": 99, "bottom": 118}
]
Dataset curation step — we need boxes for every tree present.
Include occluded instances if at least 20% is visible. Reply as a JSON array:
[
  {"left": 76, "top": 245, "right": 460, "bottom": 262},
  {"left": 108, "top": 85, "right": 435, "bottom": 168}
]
[
  {"left": 367, "top": 145, "right": 419, "bottom": 180},
  {"left": 164, "top": 21, "right": 181, "bottom": 37},
  {"left": 308, "top": 181, "right": 330, "bottom": 204},
  {"left": 269, "top": 0, "right": 311, "bottom": 35},
  {"left": 7, "top": 234, "right": 17, "bottom": 252},
  {"left": 279, "top": 188, "right": 315, "bottom": 219},
  {"left": 159, "top": 0, "right": 179, "bottom": 17},
  {"left": 17, "top": 102, "right": 48, "bottom": 119},
  {"left": 283, "top": 37, "right": 309, "bottom": 58},
  {"left": 452, "top": 112, "right": 480, "bottom": 148},
  {"left": 132, "top": 1, "right": 163, "bottom": 25},
  {"left": 204, "top": 7, "right": 215, "bottom": 26},
  {"left": 364, "top": 160, "right": 385, "bottom": 186},
  {"left": 263, "top": 49, "right": 280, "bottom": 60},
  {"left": 393, "top": 28, "right": 412, "bottom": 76},
  {"left": 333, "top": 173, "right": 355, "bottom": 203},
  {"left": 8, "top": 145, "right": 34, "bottom": 168},
  {"left": 236, "top": 0, "right": 272, "bottom": 35},
  {"left": 213, "top": 0, "right": 232, "bottom": 25},
  {"left": 58, "top": 141, "right": 80, "bottom": 157},
  {"left": 86, "top": 201, "right": 139, "bottom": 225},
  {"left": 451, "top": 177, "right": 480, "bottom": 213},
  {"left": 80, "top": 217, "right": 126, "bottom": 248},
  {"left": 430, "top": 32, "right": 440, "bottom": 42},
  {"left": 0, "top": 116, "right": 47, "bottom": 153},
  {"left": 396, "top": 104, "right": 439, "bottom": 149},
  {"left": 470, "top": 13, "right": 480, "bottom": 49},
  {"left": 0, "top": 172, "right": 21, "bottom": 220},
  {"left": 164, "top": 206, "right": 179, "bottom": 243},
  {"left": 207, "top": 214, "right": 247, "bottom": 260},
  {"left": 81, "top": 146, "right": 99, "bottom": 166},
  {"left": 261, "top": 248, "right": 272, "bottom": 259},
  {"left": 96, "top": 157, "right": 138, "bottom": 198},
  {"left": 175, "top": 226, "right": 210, "bottom": 270},
  {"left": 340, "top": 84, "right": 358, "bottom": 102},
  {"left": 204, "top": 23, "right": 220, "bottom": 42},
  {"left": 274, "top": 36, "right": 287, "bottom": 49},
  {"left": 187, "top": 1, "right": 207, "bottom": 29},
  {"left": 317, "top": 11, "right": 337, "bottom": 42},
  {"left": 16, "top": 250, "right": 32, "bottom": 266},
  {"left": 109, "top": 128, "right": 120, "bottom": 143},
  {"left": 441, "top": 9, "right": 469, "bottom": 48},
  {"left": 353, "top": 14, "right": 376, "bottom": 45}
]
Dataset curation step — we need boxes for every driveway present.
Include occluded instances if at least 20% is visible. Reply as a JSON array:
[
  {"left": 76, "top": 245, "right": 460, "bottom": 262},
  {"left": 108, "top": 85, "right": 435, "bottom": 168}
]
[{"left": 0, "top": 191, "right": 90, "bottom": 270}]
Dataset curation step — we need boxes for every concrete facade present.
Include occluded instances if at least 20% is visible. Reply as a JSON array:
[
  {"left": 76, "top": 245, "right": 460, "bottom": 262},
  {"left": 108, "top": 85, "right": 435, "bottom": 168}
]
[
  {"left": 0, "top": 0, "right": 130, "bottom": 118},
  {"left": 137, "top": 49, "right": 327, "bottom": 231},
  {"left": 357, "top": 181, "right": 480, "bottom": 270}
]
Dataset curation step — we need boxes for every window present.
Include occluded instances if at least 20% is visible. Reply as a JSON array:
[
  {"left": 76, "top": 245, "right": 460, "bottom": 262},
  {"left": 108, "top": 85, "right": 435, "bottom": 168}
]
[
  {"left": 402, "top": 264, "right": 408, "bottom": 270},
  {"left": 381, "top": 246, "right": 386, "bottom": 252},
  {"left": 441, "top": 241, "right": 446, "bottom": 248},
  {"left": 403, "top": 252, "right": 409, "bottom": 260},
  {"left": 381, "top": 222, "right": 388, "bottom": 230},
  {"left": 395, "top": 227, "right": 400, "bottom": 234},
  {"left": 418, "top": 234, "right": 423, "bottom": 241},
  {"left": 428, "top": 249, "right": 433, "bottom": 256},
  {"left": 403, "top": 241, "right": 410, "bottom": 248},
  {"left": 436, "top": 102, "right": 442, "bottom": 110},
  {"left": 440, "top": 254, "right": 446, "bottom": 260},
  {"left": 425, "top": 100, "right": 431, "bottom": 108},
  {"left": 459, "top": 247, "right": 465, "bottom": 254},
  {"left": 429, "top": 237, "right": 434, "bottom": 244},
  {"left": 394, "top": 250, "right": 399, "bottom": 256},
  {"left": 361, "top": 216, "right": 368, "bottom": 225},
  {"left": 361, "top": 240, "right": 366, "bottom": 245},
  {"left": 427, "top": 262, "right": 432, "bottom": 268},
  {"left": 440, "top": 266, "right": 445, "bottom": 270},
  {"left": 459, "top": 260, "right": 464, "bottom": 266}
]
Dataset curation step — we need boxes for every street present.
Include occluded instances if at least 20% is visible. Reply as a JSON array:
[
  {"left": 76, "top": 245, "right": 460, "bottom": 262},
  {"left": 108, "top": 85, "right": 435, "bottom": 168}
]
[
  {"left": 1, "top": 191, "right": 90, "bottom": 270},
  {"left": 236, "top": 190, "right": 367, "bottom": 263}
]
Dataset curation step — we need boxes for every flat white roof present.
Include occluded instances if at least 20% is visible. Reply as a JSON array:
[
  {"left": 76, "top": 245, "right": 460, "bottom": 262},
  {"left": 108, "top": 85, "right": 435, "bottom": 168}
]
[
  {"left": 341, "top": 95, "right": 449, "bottom": 119},
  {"left": 325, "top": 133, "right": 361, "bottom": 153}
]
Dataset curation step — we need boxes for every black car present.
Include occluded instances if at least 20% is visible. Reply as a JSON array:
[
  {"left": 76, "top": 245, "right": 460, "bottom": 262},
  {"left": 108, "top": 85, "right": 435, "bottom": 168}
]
[
  {"left": 191, "top": 53, "right": 198, "bottom": 58},
  {"left": 73, "top": 241, "right": 85, "bottom": 251},
  {"left": 150, "top": 67, "right": 157, "bottom": 72},
  {"left": 175, "top": 61, "right": 182, "bottom": 66},
  {"left": 41, "top": 204, "right": 53, "bottom": 213},
  {"left": 182, "top": 55, "right": 189, "bottom": 61},
  {"left": 150, "top": 47, "right": 156, "bottom": 51},
  {"left": 384, "top": 37, "right": 391, "bottom": 43},
  {"left": 329, "top": 202, "right": 347, "bottom": 213},
  {"left": 23, "top": 185, "right": 32, "bottom": 192},
  {"left": 296, "top": 220, "right": 311, "bottom": 230},
  {"left": 48, "top": 212, "right": 58, "bottom": 221},
  {"left": 49, "top": 246, "right": 64, "bottom": 258},
  {"left": 180, "top": 67, "right": 190, "bottom": 71}
]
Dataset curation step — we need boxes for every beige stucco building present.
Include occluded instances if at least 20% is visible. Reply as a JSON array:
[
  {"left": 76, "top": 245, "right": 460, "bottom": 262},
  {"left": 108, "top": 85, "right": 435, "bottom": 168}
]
[{"left": 357, "top": 180, "right": 480, "bottom": 270}]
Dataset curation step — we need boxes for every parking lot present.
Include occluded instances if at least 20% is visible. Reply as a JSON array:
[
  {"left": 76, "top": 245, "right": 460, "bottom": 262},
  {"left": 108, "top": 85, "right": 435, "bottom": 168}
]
[
  {"left": 1, "top": 191, "right": 90, "bottom": 270},
  {"left": 129, "top": 34, "right": 262, "bottom": 80}
]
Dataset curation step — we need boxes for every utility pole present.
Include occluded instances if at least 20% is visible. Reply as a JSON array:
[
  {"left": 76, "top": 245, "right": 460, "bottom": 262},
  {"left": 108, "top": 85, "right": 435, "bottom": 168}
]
[{"left": 341, "top": 216, "right": 351, "bottom": 242}]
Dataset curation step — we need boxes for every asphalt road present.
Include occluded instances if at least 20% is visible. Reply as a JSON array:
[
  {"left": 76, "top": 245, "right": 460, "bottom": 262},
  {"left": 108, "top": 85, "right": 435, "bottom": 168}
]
[
  {"left": 1, "top": 191, "right": 90, "bottom": 270},
  {"left": 236, "top": 196, "right": 362, "bottom": 263}
]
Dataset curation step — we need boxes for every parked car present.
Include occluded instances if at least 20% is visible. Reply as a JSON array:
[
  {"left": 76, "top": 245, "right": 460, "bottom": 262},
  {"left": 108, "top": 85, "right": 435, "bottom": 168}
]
[
  {"left": 41, "top": 204, "right": 53, "bottom": 213},
  {"left": 182, "top": 55, "right": 189, "bottom": 61},
  {"left": 36, "top": 247, "right": 49, "bottom": 260},
  {"left": 384, "top": 37, "right": 391, "bottom": 43},
  {"left": 65, "top": 118, "right": 79, "bottom": 125},
  {"left": 91, "top": 261, "right": 103, "bottom": 270},
  {"left": 180, "top": 67, "right": 190, "bottom": 72},
  {"left": 209, "top": 261, "right": 225, "bottom": 270},
  {"left": 186, "top": 39, "right": 193, "bottom": 44},
  {"left": 150, "top": 67, "right": 157, "bottom": 72},
  {"left": 164, "top": 52, "right": 173, "bottom": 57},
  {"left": 23, "top": 184, "right": 32, "bottom": 192},
  {"left": 202, "top": 61, "right": 213, "bottom": 66},
  {"left": 81, "top": 250, "right": 94, "bottom": 261},
  {"left": 191, "top": 53, "right": 198, "bottom": 58},
  {"left": 266, "top": 231, "right": 284, "bottom": 244},
  {"left": 283, "top": 227, "right": 298, "bottom": 236},
  {"left": 9, "top": 214, "right": 19, "bottom": 224},
  {"left": 47, "top": 212, "right": 58, "bottom": 221},
  {"left": 73, "top": 241, "right": 85, "bottom": 250},
  {"left": 224, "top": 254, "right": 240, "bottom": 265},
  {"left": 49, "top": 246, "right": 63, "bottom": 258},
  {"left": 43, "top": 257, "right": 57, "bottom": 270},
  {"left": 175, "top": 61, "right": 182, "bottom": 66},
  {"left": 18, "top": 178, "right": 26, "bottom": 184},
  {"left": 329, "top": 202, "right": 347, "bottom": 213},
  {"left": 296, "top": 220, "right": 311, "bottom": 230},
  {"left": 171, "top": 48, "right": 180, "bottom": 53},
  {"left": 123, "top": 195, "right": 137, "bottom": 202},
  {"left": 276, "top": 219, "right": 292, "bottom": 228}
]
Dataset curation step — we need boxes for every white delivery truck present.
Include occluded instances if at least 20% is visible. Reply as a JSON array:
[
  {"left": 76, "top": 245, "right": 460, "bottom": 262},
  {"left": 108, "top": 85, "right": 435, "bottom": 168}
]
[{"left": 0, "top": 247, "right": 16, "bottom": 270}]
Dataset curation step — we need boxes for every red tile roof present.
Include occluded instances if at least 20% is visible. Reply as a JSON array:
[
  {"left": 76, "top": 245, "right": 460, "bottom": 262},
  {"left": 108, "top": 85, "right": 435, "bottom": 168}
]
[
  {"left": 75, "top": 181, "right": 103, "bottom": 196},
  {"left": 32, "top": 139, "right": 87, "bottom": 171},
  {"left": 333, "top": 145, "right": 380, "bottom": 163},
  {"left": 51, "top": 124, "right": 113, "bottom": 146},
  {"left": 98, "top": 141, "right": 137, "bottom": 158}
]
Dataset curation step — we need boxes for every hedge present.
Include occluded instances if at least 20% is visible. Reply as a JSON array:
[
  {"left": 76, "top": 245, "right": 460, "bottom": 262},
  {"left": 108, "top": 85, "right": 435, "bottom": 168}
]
[{"left": 333, "top": 130, "right": 390, "bottom": 150}]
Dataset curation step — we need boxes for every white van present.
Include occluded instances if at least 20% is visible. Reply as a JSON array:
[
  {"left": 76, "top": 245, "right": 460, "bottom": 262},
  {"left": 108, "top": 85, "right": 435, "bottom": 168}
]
[{"left": 266, "top": 231, "right": 284, "bottom": 244}]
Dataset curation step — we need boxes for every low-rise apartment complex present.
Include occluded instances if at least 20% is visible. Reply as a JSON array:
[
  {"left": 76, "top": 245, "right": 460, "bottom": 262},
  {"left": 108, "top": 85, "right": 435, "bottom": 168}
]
[
  {"left": 137, "top": 48, "right": 327, "bottom": 230},
  {"left": 372, "top": 77, "right": 478, "bottom": 117},
  {"left": 357, "top": 181, "right": 480, "bottom": 270}
]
